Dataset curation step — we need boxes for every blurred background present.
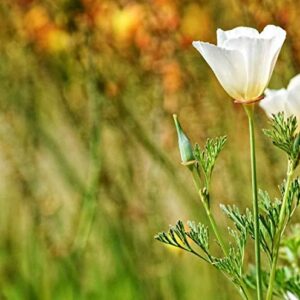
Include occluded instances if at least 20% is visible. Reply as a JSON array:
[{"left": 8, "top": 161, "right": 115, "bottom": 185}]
[{"left": 0, "top": 0, "right": 299, "bottom": 299}]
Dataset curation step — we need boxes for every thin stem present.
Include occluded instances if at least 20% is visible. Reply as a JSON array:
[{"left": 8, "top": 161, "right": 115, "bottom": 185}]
[
  {"left": 244, "top": 105, "right": 263, "bottom": 300},
  {"left": 240, "top": 281, "right": 253, "bottom": 300},
  {"left": 192, "top": 166, "right": 228, "bottom": 257},
  {"left": 192, "top": 166, "right": 253, "bottom": 300},
  {"left": 265, "top": 160, "right": 294, "bottom": 300},
  {"left": 73, "top": 78, "right": 102, "bottom": 253}
]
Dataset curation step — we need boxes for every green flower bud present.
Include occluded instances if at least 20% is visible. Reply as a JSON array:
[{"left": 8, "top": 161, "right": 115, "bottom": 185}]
[{"left": 173, "top": 114, "right": 195, "bottom": 165}]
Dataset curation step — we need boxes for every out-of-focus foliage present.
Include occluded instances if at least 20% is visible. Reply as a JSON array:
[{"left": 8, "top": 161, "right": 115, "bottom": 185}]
[{"left": 0, "top": 0, "right": 299, "bottom": 299}]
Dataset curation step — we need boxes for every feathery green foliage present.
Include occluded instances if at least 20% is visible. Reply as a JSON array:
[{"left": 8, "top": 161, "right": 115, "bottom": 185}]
[
  {"left": 193, "top": 136, "right": 227, "bottom": 188},
  {"left": 263, "top": 112, "right": 300, "bottom": 168},
  {"left": 155, "top": 220, "right": 210, "bottom": 263},
  {"left": 156, "top": 112, "right": 300, "bottom": 299}
]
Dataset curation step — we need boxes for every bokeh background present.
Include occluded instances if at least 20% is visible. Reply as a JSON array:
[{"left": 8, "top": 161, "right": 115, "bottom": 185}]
[{"left": 0, "top": 0, "right": 299, "bottom": 299}]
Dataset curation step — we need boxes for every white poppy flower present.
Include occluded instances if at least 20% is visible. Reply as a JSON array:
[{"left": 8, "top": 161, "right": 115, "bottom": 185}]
[
  {"left": 260, "top": 74, "right": 300, "bottom": 122},
  {"left": 285, "top": 291, "right": 299, "bottom": 300},
  {"left": 193, "top": 25, "right": 286, "bottom": 102}
]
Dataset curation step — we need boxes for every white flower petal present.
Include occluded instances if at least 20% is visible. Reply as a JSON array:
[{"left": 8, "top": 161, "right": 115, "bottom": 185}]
[
  {"left": 194, "top": 25, "right": 286, "bottom": 101},
  {"left": 265, "top": 88, "right": 279, "bottom": 97},
  {"left": 267, "top": 46, "right": 284, "bottom": 84},
  {"left": 286, "top": 75, "right": 300, "bottom": 117},
  {"left": 260, "top": 25, "right": 286, "bottom": 40},
  {"left": 261, "top": 25, "right": 286, "bottom": 82},
  {"left": 223, "top": 37, "right": 270, "bottom": 99},
  {"left": 192, "top": 41, "right": 247, "bottom": 99},
  {"left": 217, "top": 27, "right": 259, "bottom": 46},
  {"left": 261, "top": 74, "right": 300, "bottom": 128},
  {"left": 259, "top": 88, "right": 287, "bottom": 117},
  {"left": 285, "top": 292, "right": 299, "bottom": 300},
  {"left": 287, "top": 74, "right": 300, "bottom": 91},
  {"left": 285, "top": 99, "right": 300, "bottom": 119},
  {"left": 223, "top": 33, "right": 285, "bottom": 100}
]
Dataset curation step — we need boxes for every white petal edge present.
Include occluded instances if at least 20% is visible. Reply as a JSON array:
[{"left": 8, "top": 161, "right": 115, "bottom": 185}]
[
  {"left": 285, "top": 292, "right": 299, "bottom": 300},
  {"left": 192, "top": 41, "right": 247, "bottom": 99},
  {"left": 262, "top": 25, "right": 286, "bottom": 68},
  {"left": 287, "top": 74, "right": 300, "bottom": 91},
  {"left": 286, "top": 74, "right": 300, "bottom": 117},
  {"left": 259, "top": 88, "right": 287, "bottom": 118},
  {"left": 216, "top": 27, "right": 259, "bottom": 47},
  {"left": 260, "top": 25, "right": 286, "bottom": 40}
]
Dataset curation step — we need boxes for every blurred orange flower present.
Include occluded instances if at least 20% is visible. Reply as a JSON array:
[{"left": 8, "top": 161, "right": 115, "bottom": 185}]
[
  {"left": 23, "top": 5, "right": 70, "bottom": 53},
  {"left": 135, "top": 27, "right": 152, "bottom": 51},
  {"left": 162, "top": 61, "right": 182, "bottom": 94},
  {"left": 84, "top": 0, "right": 116, "bottom": 34},
  {"left": 24, "top": 5, "right": 49, "bottom": 38},
  {"left": 152, "top": 0, "right": 179, "bottom": 32}
]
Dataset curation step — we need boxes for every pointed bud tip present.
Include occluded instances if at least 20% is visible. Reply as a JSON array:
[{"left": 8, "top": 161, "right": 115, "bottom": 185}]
[
  {"left": 172, "top": 114, "right": 194, "bottom": 165},
  {"left": 173, "top": 114, "right": 179, "bottom": 127},
  {"left": 173, "top": 114, "right": 181, "bottom": 136}
]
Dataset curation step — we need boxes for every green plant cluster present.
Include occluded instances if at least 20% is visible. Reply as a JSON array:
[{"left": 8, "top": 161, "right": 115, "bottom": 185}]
[{"left": 156, "top": 113, "right": 300, "bottom": 300}]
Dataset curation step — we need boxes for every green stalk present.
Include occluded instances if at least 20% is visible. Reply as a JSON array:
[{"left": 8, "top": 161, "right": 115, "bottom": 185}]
[
  {"left": 192, "top": 167, "right": 228, "bottom": 257},
  {"left": 265, "top": 160, "right": 294, "bottom": 300},
  {"left": 192, "top": 167, "right": 253, "bottom": 300},
  {"left": 73, "top": 79, "right": 102, "bottom": 253},
  {"left": 244, "top": 105, "right": 263, "bottom": 300},
  {"left": 240, "top": 282, "right": 254, "bottom": 300}
]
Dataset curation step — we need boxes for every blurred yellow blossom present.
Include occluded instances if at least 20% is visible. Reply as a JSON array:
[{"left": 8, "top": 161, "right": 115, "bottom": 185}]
[
  {"left": 46, "top": 28, "right": 71, "bottom": 53},
  {"left": 180, "top": 3, "right": 213, "bottom": 46},
  {"left": 23, "top": 5, "right": 70, "bottom": 53},
  {"left": 112, "top": 4, "right": 144, "bottom": 45}
]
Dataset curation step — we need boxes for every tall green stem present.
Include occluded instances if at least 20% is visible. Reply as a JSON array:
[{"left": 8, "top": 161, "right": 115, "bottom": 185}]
[
  {"left": 192, "top": 167, "right": 253, "bottom": 300},
  {"left": 73, "top": 78, "right": 102, "bottom": 253},
  {"left": 192, "top": 167, "right": 228, "bottom": 257},
  {"left": 244, "top": 105, "right": 263, "bottom": 300},
  {"left": 266, "top": 161, "right": 294, "bottom": 300}
]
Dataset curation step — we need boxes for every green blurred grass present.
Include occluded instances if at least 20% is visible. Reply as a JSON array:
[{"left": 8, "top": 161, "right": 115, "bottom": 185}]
[{"left": 0, "top": 0, "right": 299, "bottom": 299}]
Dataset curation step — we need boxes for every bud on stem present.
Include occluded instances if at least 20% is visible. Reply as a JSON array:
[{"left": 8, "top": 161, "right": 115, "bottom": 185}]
[{"left": 173, "top": 114, "right": 195, "bottom": 169}]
